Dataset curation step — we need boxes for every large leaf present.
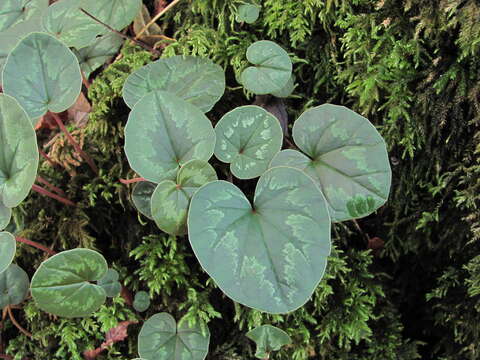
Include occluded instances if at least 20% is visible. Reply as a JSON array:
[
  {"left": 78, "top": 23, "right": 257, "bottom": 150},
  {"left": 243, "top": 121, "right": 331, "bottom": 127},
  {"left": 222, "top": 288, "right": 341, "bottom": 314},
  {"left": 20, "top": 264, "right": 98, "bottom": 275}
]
[
  {"left": 151, "top": 160, "right": 217, "bottom": 235},
  {"left": 0, "top": 94, "right": 38, "bottom": 208},
  {"left": 123, "top": 56, "right": 226, "bottom": 112},
  {"left": 214, "top": 106, "right": 283, "bottom": 179},
  {"left": 138, "top": 313, "right": 210, "bottom": 360},
  {"left": 0, "top": 201, "right": 11, "bottom": 230},
  {"left": 124, "top": 90, "right": 216, "bottom": 183},
  {"left": 0, "top": 0, "right": 48, "bottom": 32},
  {"left": 188, "top": 166, "right": 331, "bottom": 313},
  {"left": 31, "top": 248, "right": 108, "bottom": 318},
  {"left": 3, "top": 32, "right": 82, "bottom": 123},
  {"left": 0, "top": 232, "right": 15, "bottom": 274},
  {"left": 132, "top": 181, "right": 157, "bottom": 219},
  {"left": 270, "top": 104, "right": 392, "bottom": 222},
  {"left": 0, "top": 264, "right": 29, "bottom": 308},
  {"left": 240, "top": 41, "right": 292, "bottom": 95},
  {"left": 246, "top": 325, "right": 292, "bottom": 359}
]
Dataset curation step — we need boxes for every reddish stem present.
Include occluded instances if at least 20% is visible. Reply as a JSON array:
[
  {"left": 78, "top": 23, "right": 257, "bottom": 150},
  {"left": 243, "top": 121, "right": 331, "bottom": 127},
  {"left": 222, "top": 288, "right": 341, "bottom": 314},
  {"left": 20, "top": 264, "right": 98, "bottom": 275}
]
[
  {"left": 15, "top": 237, "right": 56, "bottom": 256},
  {"left": 49, "top": 112, "right": 98, "bottom": 175},
  {"left": 32, "top": 184, "right": 76, "bottom": 207},
  {"left": 36, "top": 176, "right": 66, "bottom": 196},
  {"left": 38, "top": 148, "right": 57, "bottom": 168},
  {"left": 6, "top": 307, "right": 32, "bottom": 338},
  {"left": 120, "top": 177, "right": 146, "bottom": 185},
  {"left": 81, "top": 72, "right": 90, "bottom": 89}
]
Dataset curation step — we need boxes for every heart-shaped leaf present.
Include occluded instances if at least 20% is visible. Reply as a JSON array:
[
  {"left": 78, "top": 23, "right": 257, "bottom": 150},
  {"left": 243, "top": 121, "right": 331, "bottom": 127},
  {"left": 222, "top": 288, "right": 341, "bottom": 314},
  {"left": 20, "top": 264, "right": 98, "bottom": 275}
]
[
  {"left": 246, "top": 325, "right": 292, "bottom": 359},
  {"left": 133, "top": 291, "right": 150, "bottom": 312},
  {"left": 138, "top": 313, "right": 210, "bottom": 360},
  {"left": 0, "top": 264, "right": 29, "bottom": 308},
  {"left": 240, "top": 40, "right": 292, "bottom": 95},
  {"left": 0, "top": 232, "right": 15, "bottom": 274},
  {"left": 0, "top": 0, "right": 48, "bottom": 32},
  {"left": 151, "top": 160, "right": 217, "bottom": 235},
  {"left": 132, "top": 181, "right": 157, "bottom": 220},
  {"left": 0, "top": 202, "right": 11, "bottom": 231},
  {"left": 236, "top": 4, "right": 261, "bottom": 24},
  {"left": 188, "top": 166, "right": 331, "bottom": 313},
  {"left": 123, "top": 55, "right": 226, "bottom": 112},
  {"left": 124, "top": 90, "right": 216, "bottom": 183},
  {"left": 214, "top": 105, "right": 283, "bottom": 179},
  {"left": 3, "top": 32, "right": 82, "bottom": 123},
  {"left": 0, "top": 94, "right": 39, "bottom": 208},
  {"left": 270, "top": 104, "right": 392, "bottom": 222},
  {"left": 271, "top": 74, "right": 295, "bottom": 98},
  {"left": 31, "top": 248, "right": 108, "bottom": 318},
  {"left": 97, "top": 268, "right": 121, "bottom": 297}
]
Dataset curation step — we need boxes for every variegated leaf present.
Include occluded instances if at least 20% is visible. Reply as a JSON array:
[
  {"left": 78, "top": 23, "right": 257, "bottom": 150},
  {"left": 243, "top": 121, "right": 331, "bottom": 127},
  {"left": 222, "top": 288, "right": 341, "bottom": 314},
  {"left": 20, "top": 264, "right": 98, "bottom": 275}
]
[
  {"left": 0, "top": 0, "right": 48, "bottom": 32},
  {"left": 246, "top": 325, "right": 292, "bottom": 359}
]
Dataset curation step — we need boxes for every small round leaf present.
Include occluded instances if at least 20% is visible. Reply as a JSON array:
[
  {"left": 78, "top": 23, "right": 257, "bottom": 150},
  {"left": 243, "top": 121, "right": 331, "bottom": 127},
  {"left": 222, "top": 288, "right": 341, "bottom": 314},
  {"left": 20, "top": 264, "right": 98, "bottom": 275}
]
[
  {"left": 0, "top": 232, "right": 16, "bottom": 274},
  {"left": 138, "top": 313, "right": 210, "bottom": 360},
  {"left": 97, "top": 268, "right": 121, "bottom": 298},
  {"left": 0, "top": 202, "right": 12, "bottom": 231},
  {"left": 3, "top": 32, "right": 82, "bottom": 122},
  {"left": 236, "top": 4, "right": 261, "bottom": 24},
  {"left": 214, "top": 106, "right": 283, "bottom": 179},
  {"left": 132, "top": 181, "right": 157, "bottom": 220},
  {"left": 188, "top": 166, "right": 331, "bottom": 313},
  {"left": 246, "top": 325, "right": 292, "bottom": 359},
  {"left": 133, "top": 291, "right": 150, "bottom": 312},
  {"left": 0, "top": 0, "right": 48, "bottom": 32},
  {"left": 31, "top": 248, "right": 108, "bottom": 318},
  {"left": 124, "top": 90, "right": 216, "bottom": 183},
  {"left": 0, "top": 264, "right": 29, "bottom": 308},
  {"left": 240, "top": 41, "right": 292, "bottom": 95}
]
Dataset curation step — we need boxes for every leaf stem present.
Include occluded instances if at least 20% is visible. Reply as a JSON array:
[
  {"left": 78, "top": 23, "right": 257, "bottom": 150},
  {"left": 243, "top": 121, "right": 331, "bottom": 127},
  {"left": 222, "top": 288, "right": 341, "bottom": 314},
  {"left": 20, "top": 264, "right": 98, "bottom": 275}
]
[
  {"left": 36, "top": 176, "right": 66, "bottom": 196},
  {"left": 119, "top": 177, "right": 146, "bottom": 185},
  {"left": 6, "top": 307, "right": 32, "bottom": 338},
  {"left": 15, "top": 236, "right": 56, "bottom": 256},
  {"left": 32, "top": 184, "right": 76, "bottom": 207},
  {"left": 81, "top": 72, "right": 90, "bottom": 89},
  {"left": 38, "top": 148, "right": 57, "bottom": 168},
  {"left": 135, "top": 0, "right": 183, "bottom": 40}
]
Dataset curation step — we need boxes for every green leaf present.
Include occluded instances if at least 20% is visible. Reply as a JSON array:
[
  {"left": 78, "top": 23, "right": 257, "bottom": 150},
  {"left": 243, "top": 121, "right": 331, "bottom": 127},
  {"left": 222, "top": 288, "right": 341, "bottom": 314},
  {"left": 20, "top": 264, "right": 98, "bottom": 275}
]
[
  {"left": 30, "top": 248, "right": 108, "bottom": 318},
  {"left": 246, "top": 325, "right": 292, "bottom": 358},
  {"left": 0, "top": 0, "right": 48, "bottom": 32},
  {"left": 138, "top": 313, "right": 210, "bottom": 360},
  {"left": 123, "top": 55, "right": 225, "bottom": 112},
  {"left": 97, "top": 268, "right": 121, "bottom": 298},
  {"left": 236, "top": 4, "right": 261, "bottom": 24},
  {"left": 74, "top": 33, "right": 124, "bottom": 78},
  {"left": 124, "top": 90, "right": 216, "bottom": 183},
  {"left": 151, "top": 160, "right": 217, "bottom": 235},
  {"left": 0, "top": 94, "right": 39, "bottom": 208},
  {"left": 270, "top": 104, "right": 392, "bottom": 222},
  {"left": 214, "top": 106, "right": 283, "bottom": 179},
  {"left": 133, "top": 291, "right": 150, "bottom": 312},
  {"left": 188, "top": 166, "right": 331, "bottom": 313},
  {"left": 0, "top": 264, "right": 29, "bottom": 308},
  {"left": 0, "top": 232, "right": 15, "bottom": 274},
  {"left": 3, "top": 32, "right": 82, "bottom": 123},
  {"left": 271, "top": 74, "right": 295, "bottom": 98},
  {"left": 132, "top": 181, "right": 157, "bottom": 220},
  {"left": 240, "top": 41, "right": 292, "bottom": 95},
  {"left": 0, "top": 201, "right": 11, "bottom": 230},
  {"left": 43, "top": 0, "right": 141, "bottom": 49}
]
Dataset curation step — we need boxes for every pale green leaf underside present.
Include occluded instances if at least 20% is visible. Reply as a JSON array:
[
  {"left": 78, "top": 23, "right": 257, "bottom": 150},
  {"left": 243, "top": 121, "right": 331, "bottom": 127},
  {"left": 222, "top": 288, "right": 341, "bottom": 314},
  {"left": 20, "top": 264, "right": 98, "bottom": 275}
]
[
  {"left": 214, "top": 105, "right": 283, "bottom": 179},
  {"left": 271, "top": 104, "right": 392, "bottom": 222},
  {"left": 30, "top": 248, "right": 108, "bottom": 318},
  {"left": 123, "top": 55, "right": 226, "bottom": 112},
  {"left": 236, "top": 4, "right": 260, "bottom": 24},
  {"left": 0, "top": 201, "right": 12, "bottom": 230},
  {"left": 97, "top": 268, "right": 121, "bottom": 297},
  {"left": 151, "top": 160, "right": 217, "bottom": 235},
  {"left": 188, "top": 166, "right": 331, "bottom": 313},
  {"left": 0, "top": 263, "right": 29, "bottom": 308},
  {"left": 0, "top": 0, "right": 48, "bottom": 32},
  {"left": 133, "top": 291, "right": 150, "bottom": 312},
  {"left": 241, "top": 40, "right": 292, "bottom": 95},
  {"left": 138, "top": 313, "right": 210, "bottom": 360},
  {"left": 0, "top": 94, "right": 38, "bottom": 208},
  {"left": 3, "top": 32, "right": 82, "bottom": 123},
  {"left": 124, "top": 90, "right": 216, "bottom": 183},
  {"left": 246, "top": 325, "right": 292, "bottom": 359},
  {"left": 0, "top": 232, "right": 16, "bottom": 274},
  {"left": 132, "top": 181, "right": 157, "bottom": 220}
]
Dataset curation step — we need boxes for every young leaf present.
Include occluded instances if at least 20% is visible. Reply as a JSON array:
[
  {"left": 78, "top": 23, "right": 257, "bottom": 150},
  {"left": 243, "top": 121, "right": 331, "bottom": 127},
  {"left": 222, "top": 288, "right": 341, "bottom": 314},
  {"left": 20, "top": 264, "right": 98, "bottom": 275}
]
[
  {"left": 97, "top": 268, "right": 122, "bottom": 298},
  {"left": 0, "top": 202, "right": 11, "bottom": 231},
  {"left": 124, "top": 90, "right": 216, "bottom": 183},
  {"left": 0, "top": 232, "right": 15, "bottom": 274},
  {"left": 30, "top": 248, "right": 108, "bottom": 318},
  {"left": 132, "top": 181, "right": 157, "bottom": 220},
  {"left": 270, "top": 104, "right": 392, "bottom": 222},
  {"left": 0, "top": 264, "right": 29, "bottom": 308},
  {"left": 133, "top": 291, "right": 150, "bottom": 312},
  {"left": 0, "top": 94, "right": 39, "bottom": 208},
  {"left": 3, "top": 32, "right": 82, "bottom": 123},
  {"left": 138, "top": 313, "right": 210, "bottom": 360},
  {"left": 188, "top": 166, "right": 331, "bottom": 313},
  {"left": 0, "top": 0, "right": 48, "bottom": 32},
  {"left": 123, "top": 56, "right": 226, "bottom": 112},
  {"left": 241, "top": 41, "right": 292, "bottom": 95},
  {"left": 151, "top": 160, "right": 217, "bottom": 235},
  {"left": 246, "top": 325, "right": 292, "bottom": 359},
  {"left": 214, "top": 106, "right": 283, "bottom": 179},
  {"left": 236, "top": 4, "right": 261, "bottom": 24}
]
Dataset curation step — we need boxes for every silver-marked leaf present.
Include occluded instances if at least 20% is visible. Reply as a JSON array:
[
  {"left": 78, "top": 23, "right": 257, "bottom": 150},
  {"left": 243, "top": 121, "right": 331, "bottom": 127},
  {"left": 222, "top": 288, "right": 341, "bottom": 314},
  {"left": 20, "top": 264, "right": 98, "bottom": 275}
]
[
  {"left": 138, "top": 313, "right": 210, "bottom": 360},
  {"left": 188, "top": 166, "right": 331, "bottom": 313},
  {"left": 0, "top": 264, "right": 29, "bottom": 308},
  {"left": 31, "top": 248, "right": 108, "bottom": 318},
  {"left": 236, "top": 4, "right": 261, "bottom": 24},
  {"left": 151, "top": 160, "right": 217, "bottom": 235},
  {"left": 97, "top": 268, "right": 121, "bottom": 297},
  {"left": 132, "top": 181, "right": 157, "bottom": 220},
  {"left": 240, "top": 41, "right": 292, "bottom": 95},
  {"left": 133, "top": 291, "right": 150, "bottom": 312},
  {"left": 74, "top": 33, "right": 124, "bottom": 78},
  {"left": 0, "top": 0, "right": 48, "bottom": 32},
  {"left": 123, "top": 56, "right": 225, "bottom": 112},
  {"left": 0, "top": 94, "right": 39, "bottom": 208},
  {"left": 246, "top": 325, "right": 292, "bottom": 359},
  {"left": 124, "top": 90, "right": 216, "bottom": 183},
  {"left": 0, "top": 201, "right": 11, "bottom": 230},
  {"left": 271, "top": 104, "right": 392, "bottom": 222},
  {"left": 214, "top": 106, "right": 282, "bottom": 179},
  {"left": 3, "top": 32, "right": 82, "bottom": 123},
  {"left": 0, "top": 232, "right": 15, "bottom": 274}
]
